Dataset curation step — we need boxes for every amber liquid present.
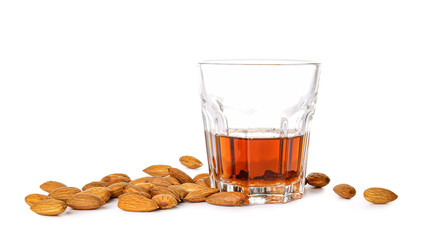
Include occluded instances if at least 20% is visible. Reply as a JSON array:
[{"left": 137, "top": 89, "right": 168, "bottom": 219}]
[{"left": 209, "top": 129, "right": 308, "bottom": 187}]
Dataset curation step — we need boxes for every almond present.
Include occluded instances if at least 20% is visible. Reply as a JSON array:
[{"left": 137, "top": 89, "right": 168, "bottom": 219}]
[
  {"left": 67, "top": 193, "right": 105, "bottom": 210},
  {"left": 129, "top": 177, "right": 151, "bottom": 185},
  {"left": 143, "top": 165, "right": 171, "bottom": 177},
  {"left": 150, "top": 186, "right": 180, "bottom": 201},
  {"left": 184, "top": 188, "right": 219, "bottom": 202},
  {"left": 48, "top": 187, "right": 81, "bottom": 201},
  {"left": 122, "top": 184, "right": 151, "bottom": 198},
  {"left": 40, "top": 181, "right": 67, "bottom": 193},
  {"left": 168, "top": 185, "right": 187, "bottom": 199},
  {"left": 109, "top": 173, "right": 130, "bottom": 179},
  {"left": 306, "top": 172, "right": 330, "bottom": 187},
  {"left": 134, "top": 182, "right": 155, "bottom": 191},
  {"left": 101, "top": 174, "right": 131, "bottom": 184},
  {"left": 179, "top": 155, "right": 203, "bottom": 169},
  {"left": 147, "top": 176, "right": 172, "bottom": 187},
  {"left": 193, "top": 173, "right": 210, "bottom": 182},
  {"left": 152, "top": 194, "right": 178, "bottom": 209},
  {"left": 195, "top": 179, "right": 209, "bottom": 188},
  {"left": 83, "top": 187, "right": 113, "bottom": 202},
  {"left": 179, "top": 183, "right": 205, "bottom": 193},
  {"left": 201, "top": 177, "right": 211, "bottom": 187},
  {"left": 82, "top": 181, "right": 111, "bottom": 191},
  {"left": 107, "top": 182, "right": 128, "bottom": 198},
  {"left": 165, "top": 176, "right": 180, "bottom": 185},
  {"left": 30, "top": 199, "right": 67, "bottom": 216},
  {"left": 168, "top": 167, "right": 194, "bottom": 183},
  {"left": 25, "top": 194, "right": 54, "bottom": 206},
  {"left": 118, "top": 193, "right": 159, "bottom": 212},
  {"left": 206, "top": 192, "right": 249, "bottom": 206},
  {"left": 333, "top": 184, "right": 356, "bottom": 199},
  {"left": 364, "top": 187, "right": 398, "bottom": 204}
]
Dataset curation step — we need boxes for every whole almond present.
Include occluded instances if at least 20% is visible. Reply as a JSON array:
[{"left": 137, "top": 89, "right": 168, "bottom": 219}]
[
  {"left": 118, "top": 193, "right": 159, "bottom": 212},
  {"left": 147, "top": 176, "right": 172, "bottom": 187},
  {"left": 152, "top": 194, "right": 178, "bottom": 209},
  {"left": 364, "top": 187, "right": 398, "bottom": 204},
  {"left": 48, "top": 187, "right": 81, "bottom": 201},
  {"left": 107, "top": 182, "right": 128, "bottom": 198},
  {"left": 193, "top": 173, "right": 210, "bottom": 182},
  {"left": 184, "top": 188, "right": 219, "bottom": 202},
  {"left": 25, "top": 194, "right": 54, "bottom": 206},
  {"left": 150, "top": 186, "right": 180, "bottom": 201},
  {"left": 168, "top": 185, "right": 187, "bottom": 199},
  {"left": 123, "top": 184, "right": 151, "bottom": 198},
  {"left": 179, "top": 183, "right": 205, "bottom": 193},
  {"left": 195, "top": 179, "right": 209, "bottom": 188},
  {"left": 135, "top": 182, "right": 155, "bottom": 191},
  {"left": 306, "top": 172, "right": 330, "bottom": 187},
  {"left": 206, "top": 192, "right": 249, "bottom": 206},
  {"left": 130, "top": 177, "right": 151, "bottom": 185},
  {"left": 67, "top": 193, "right": 105, "bottom": 210},
  {"left": 179, "top": 155, "right": 203, "bottom": 169},
  {"left": 30, "top": 199, "right": 67, "bottom": 216},
  {"left": 201, "top": 177, "right": 211, "bottom": 187},
  {"left": 333, "top": 184, "right": 356, "bottom": 199},
  {"left": 82, "top": 181, "right": 111, "bottom": 191},
  {"left": 143, "top": 165, "right": 171, "bottom": 177},
  {"left": 168, "top": 167, "right": 194, "bottom": 183},
  {"left": 109, "top": 173, "right": 130, "bottom": 179},
  {"left": 101, "top": 174, "right": 131, "bottom": 184},
  {"left": 165, "top": 176, "right": 180, "bottom": 185},
  {"left": 83, "top": 187, "right": 113, "bottom": 202},
  {"left": 40, "top": 181, "right": 67, "bottom": 193}
]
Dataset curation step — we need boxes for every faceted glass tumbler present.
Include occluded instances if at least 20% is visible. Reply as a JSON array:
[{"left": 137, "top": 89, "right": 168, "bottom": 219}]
[{"left": 199, "top": 60, "right": 321, "bottom": 204}]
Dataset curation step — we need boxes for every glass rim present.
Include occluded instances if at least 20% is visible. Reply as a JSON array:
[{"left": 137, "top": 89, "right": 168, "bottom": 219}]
[{"left": 199, "top": 59, "right": 320, "bottom": 66}]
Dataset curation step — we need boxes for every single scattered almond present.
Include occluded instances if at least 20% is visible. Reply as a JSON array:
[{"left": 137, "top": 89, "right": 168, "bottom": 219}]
[
  {"left": 107, "top": 182, "right": 128, "bottom": 198},
  {"left": 193, "top": 173, "right": 209, "bottom": 182},
  {"left": 143, "top": 165, "right": 171, "bottom": 177},
  {"left": 82, "top": 181, "right": 111, "bottom": 191},
  {"left": 184, "top": 188, "right": 219, "bottom": 202},
  {"left": 25, "top": 194, "right": 54, "bottom": 206},
  {"left": 101, "top": 174, "right": 131, "bottom": 184},
  {"left": 168, "top": 167, "right": 194, "bottom": 183},
  {"left": 167, "top": 185, "right": 187, "bottom": 199},
  {"left": 118, "top": 193, "right": 159, "bottom": 212},
  {"left": 122, "top": 184, "right": 151, "bottom": 198},
  {"left": 206, "top": 192, "right": 249, "bottom": 206},
  {"left": 147, "top": 176, "right": 172, "bottom": 187},
  {"left": 30, "top": 199, "right": 67, "bottom": 216},
  {"left": 67, "top": 193, "right": 105, "bottom": 210},
  {"left": 48, "top": 187, "right": 81, "bottom": 201},
  {"left": 83, "top": 187, "right": 113, "bottom": 202},
  {"left": 152, "top": 194, "right": 178, "bottom": 209},
  {"left": 179, "top": 155, "right": 203, "bottom": 169},
  {"left": 333, "top": 184, "right": 356, "bottom": 199},
  {"left": 40, "top": 181, "right": 67, "bottom": 193},
  {"left": 364, "top": 187, "right": 398, "bottom": 204},
  {"left": 150, "top": 186, "right": 180, "bottom": 201},
  {"left": 306, "top": 172, "right": 330, "bottom": 187}
]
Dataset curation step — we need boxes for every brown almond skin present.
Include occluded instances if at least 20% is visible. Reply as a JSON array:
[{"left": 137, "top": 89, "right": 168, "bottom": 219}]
[
  {"left": 364, "top": 187, "right": 398, "bottom": 204},
  {"left": 82, "top": 181, "right": 111, "bottom": 191},
  {"left": 48, "top": 187, "right": 81, "bottom": 201},
  {"left": 184, "top": 188, "right": 219, "bottom": 202},
  {"left": 165, "top": 176, "right": 181, "bottom": 185},
  {"left": 206, "top": 192, "right": 249, "bottom": 206},
  {"left": 179, "top": 155, "right": 203, "bottom": 169},
  {"left": 40, "top": 181, "right": 67, "bottom": 193},
  {"left": 107, "top": 182, "right": 128, "bottom": 198},
  {"left": 122, "top": 184, "right": 151, "bottom": 198},
  {"left": 179, "top": 183, "right": 205, "bottom": 193},
  {"left": 83, "top": 187, "right": 113, "bottom": 202},
  {"left": 193, "top": 173, "right": 210, "bottom": 182},
  {"left": 67, "top": 193, "right": 105, "bottom": 210},
  {"left": 152, "top": 194, "right": 178, "bottom": 209},
  {"left": 135, "top": 182, "right": 155, "bottom": 191},
  {"left": 150, "top": 186, "right": 180, "bottom": 201},
  {"left": 306, "top": 172, "right": 330, "bottom": 187},
  {"left": 118, "top": 193, "right": 159, "bottom": 212},
  {"left": 101, "top": 174, "right": 131, "bottom": 184},
  {"left": 168, "top": 185, "right": 187, "bottom": 199},
  {"left": 195, "top": 179, "right": 209, "bottom": 188},
  {"left": 168, "top": 167, "right": 194, "bottom": 183},
  {"left": 30, "top": 199, "right": 67, "bottom": 216},
  {"left": 25, "top": 194, "right": 54, "bottom": 206},
  {"left": 333, "top": 184, "right": 356, "bottom": 199},
  {"left": 109, "top": 173, "right": 130, "bottom": 179},
  {"left": 147, "top": 177, "right": 173, "bottom": 187},
  {"left": 143, "top": 165, "right": 171, "bottom": 177},
  {"left": 130, "top": 177, "right": 151, "bottom": 185}
]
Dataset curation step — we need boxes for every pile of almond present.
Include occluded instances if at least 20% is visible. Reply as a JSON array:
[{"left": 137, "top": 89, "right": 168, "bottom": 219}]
[{"left": 25, "top": 156, "right": 398, "bottom": 216}]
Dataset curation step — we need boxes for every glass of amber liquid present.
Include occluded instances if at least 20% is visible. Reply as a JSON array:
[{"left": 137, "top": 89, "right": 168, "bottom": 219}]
[{"left": 199, "top": 60, "right": 321, "bottom": 204}]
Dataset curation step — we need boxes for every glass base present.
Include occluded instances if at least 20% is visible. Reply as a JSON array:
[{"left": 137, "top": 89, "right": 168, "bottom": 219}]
[{"left": 216, "top": 180, "right": 304, "bottom": 204}]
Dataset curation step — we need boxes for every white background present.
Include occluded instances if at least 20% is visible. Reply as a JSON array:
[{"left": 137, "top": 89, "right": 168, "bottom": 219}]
[{"left": 1, "top": 0, "right": 423, "bottom": 239}]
